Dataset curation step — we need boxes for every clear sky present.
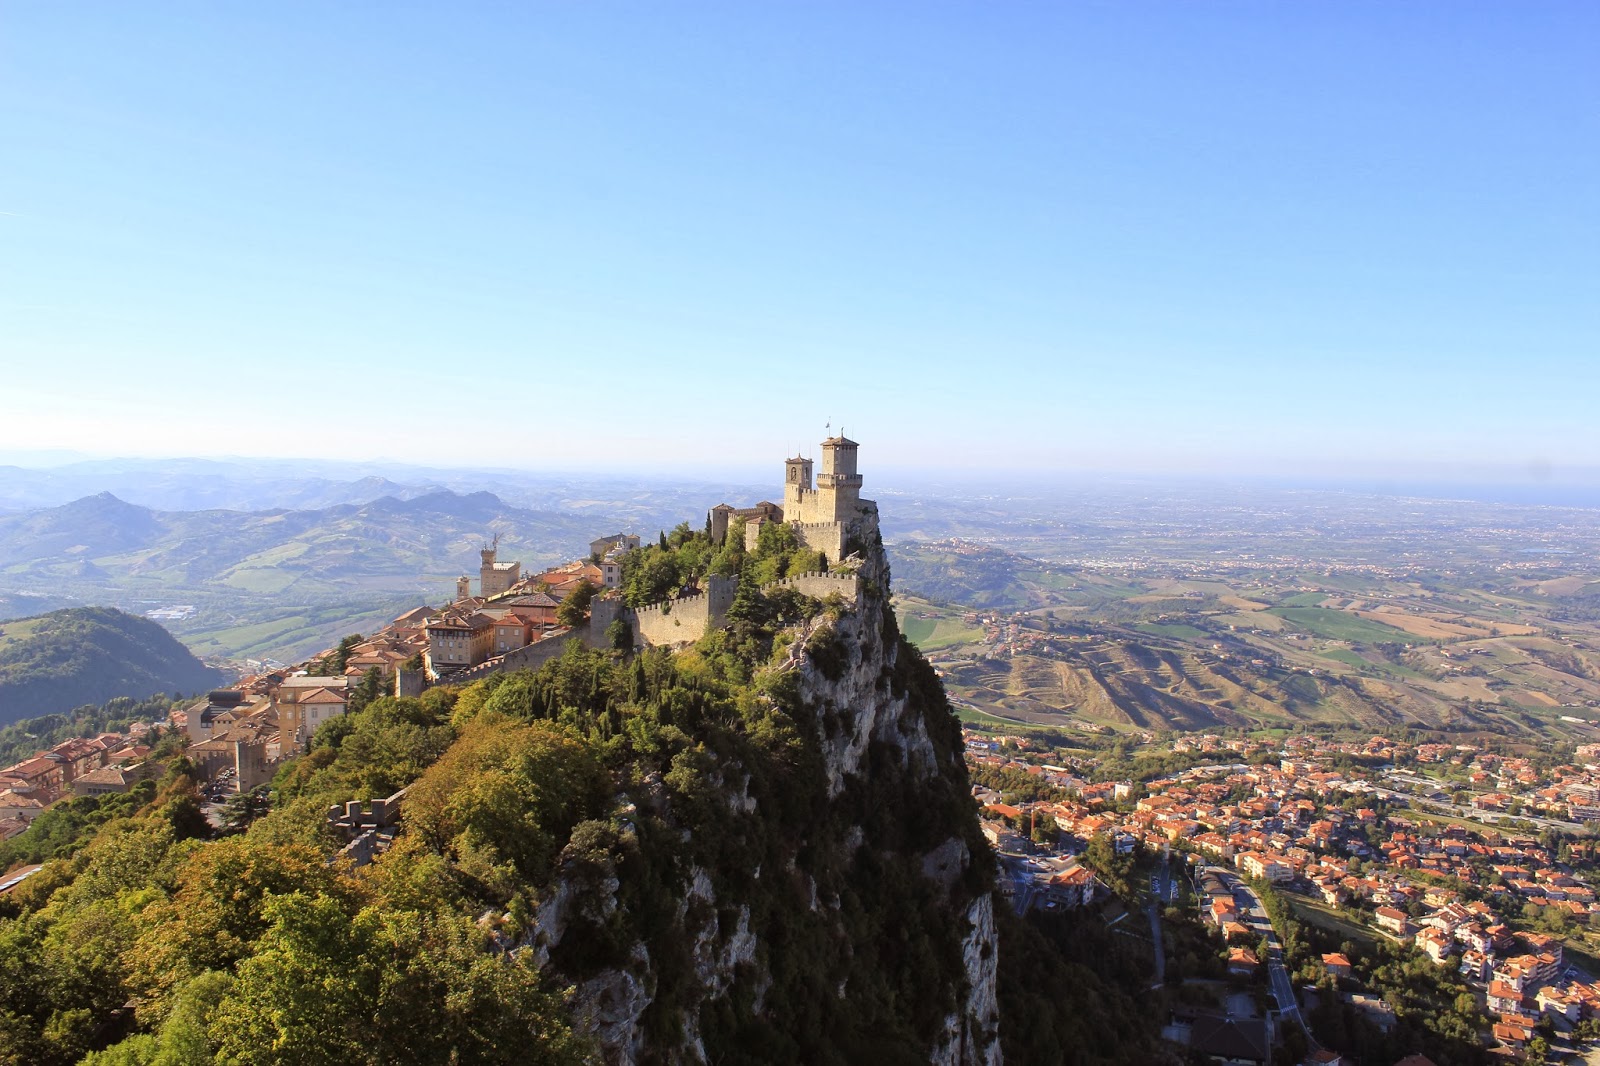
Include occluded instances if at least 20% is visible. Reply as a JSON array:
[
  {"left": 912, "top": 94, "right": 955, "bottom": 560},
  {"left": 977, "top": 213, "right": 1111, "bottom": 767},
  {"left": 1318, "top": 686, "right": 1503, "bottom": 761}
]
[{"left": 2, "top": 3, "right": 1596, "bottom": 481}]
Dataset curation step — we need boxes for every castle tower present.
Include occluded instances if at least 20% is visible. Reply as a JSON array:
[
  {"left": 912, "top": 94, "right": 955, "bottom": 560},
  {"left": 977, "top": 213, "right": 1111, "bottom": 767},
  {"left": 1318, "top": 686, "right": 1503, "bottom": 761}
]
[
  {"left": 455, "top": 575, "right": 472, "bottom": 602},
  {"left": 479, "top": 543, "right": 497, "bottom": 598},
  {"left": 816, "top": 434, "right": 862, "bottom": 522},
  {"left": 477, "top": 534, "right": 521, "bottom": 599},
  {"left": 709, "top": 503, "right": 737, "bottom": 544},
  {"left": 783, "top": 455, "right": 813, "bottom": 517}
]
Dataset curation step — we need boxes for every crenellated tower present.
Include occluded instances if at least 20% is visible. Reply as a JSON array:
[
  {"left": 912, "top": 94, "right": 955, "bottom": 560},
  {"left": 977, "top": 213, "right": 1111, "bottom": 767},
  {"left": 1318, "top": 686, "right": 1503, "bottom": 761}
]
[{"left": 814, "top": 435, "right": 862, "bottom": 522}]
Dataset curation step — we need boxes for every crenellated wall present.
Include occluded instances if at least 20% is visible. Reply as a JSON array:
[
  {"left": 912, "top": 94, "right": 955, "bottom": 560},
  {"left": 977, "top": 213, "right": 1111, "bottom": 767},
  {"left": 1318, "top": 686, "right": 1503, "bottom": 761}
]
[
  {"left": 765, "top": 570, "right": 860, "bottom": 604},
  {"left": 787, "top": 520, "right": 846, "bottom": 561},
  {"left": 631, "top": 574, "right": 737, "bottom": 649}
]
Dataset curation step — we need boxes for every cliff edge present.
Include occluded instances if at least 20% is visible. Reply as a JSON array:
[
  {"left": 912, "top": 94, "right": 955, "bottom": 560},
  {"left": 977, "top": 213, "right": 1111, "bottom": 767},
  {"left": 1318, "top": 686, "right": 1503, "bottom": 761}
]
[{"left": 524, "top": 535, "right": 1002, "bottom": 1064}]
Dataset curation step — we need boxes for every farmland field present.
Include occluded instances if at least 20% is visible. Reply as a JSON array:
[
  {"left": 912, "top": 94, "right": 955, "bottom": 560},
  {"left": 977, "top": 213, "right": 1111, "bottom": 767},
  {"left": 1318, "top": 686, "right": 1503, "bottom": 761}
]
[{"left": 1268, "top": 607, "right": 1418, "bottom": 644}]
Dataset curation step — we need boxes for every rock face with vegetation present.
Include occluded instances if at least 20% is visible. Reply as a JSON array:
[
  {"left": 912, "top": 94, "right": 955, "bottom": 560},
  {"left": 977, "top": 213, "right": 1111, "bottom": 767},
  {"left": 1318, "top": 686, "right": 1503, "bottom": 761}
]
[
  {"left": 0, "top": 524, "right": 1002, "bottom": 1065},
  {"left": 0, "top": 607, "right": 223, "bottom": 725},
  {"left": 536, "top": 535, "right": 1002, "bottom": 1064}
]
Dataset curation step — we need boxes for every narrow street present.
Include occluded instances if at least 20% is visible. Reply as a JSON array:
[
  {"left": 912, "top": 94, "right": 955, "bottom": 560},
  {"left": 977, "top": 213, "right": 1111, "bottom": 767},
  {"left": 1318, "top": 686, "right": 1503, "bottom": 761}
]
[
  {"left": 1147, "top": 844, "right": 1171, "bottom": 988},
  {"left": 1227, "top": 873, "right": 1299, "bottom": 1021},
  {"left": 1213, "top": 868, "right": 1325, "bottom": 1055}
]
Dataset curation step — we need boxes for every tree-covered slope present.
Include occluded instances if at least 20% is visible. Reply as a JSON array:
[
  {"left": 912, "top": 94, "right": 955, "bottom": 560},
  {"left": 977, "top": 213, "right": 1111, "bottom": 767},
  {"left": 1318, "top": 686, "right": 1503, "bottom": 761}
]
[
  {"left": 0, "top": 608, "right": 223, "bottom": 725},
  {"left": 0, "top": 527, "right": 1008, "bottom": 1065}
]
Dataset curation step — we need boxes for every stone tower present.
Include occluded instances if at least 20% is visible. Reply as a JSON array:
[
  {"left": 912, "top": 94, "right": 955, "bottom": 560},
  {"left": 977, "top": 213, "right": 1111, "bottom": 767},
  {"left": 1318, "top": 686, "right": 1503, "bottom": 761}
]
[
  {"left": 815, "top": 435, "right": 862, "bottom": 523},
  {"left": 782, "top": 455, "right": 814, "bottom": 517},
  {"left": 478, "top": 535, "right": 521, "bottom": 599}
]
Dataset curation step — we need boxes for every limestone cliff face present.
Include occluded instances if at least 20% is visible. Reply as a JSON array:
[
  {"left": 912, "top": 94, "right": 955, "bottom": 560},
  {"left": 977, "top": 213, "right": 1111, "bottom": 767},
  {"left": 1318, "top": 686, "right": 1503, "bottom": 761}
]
[
  {"left": 529, "top": 539, "right": 1002, "bottom": 1065},
  {"left": 791, "top": 546, "right": 1001, "bottom": 1066}
]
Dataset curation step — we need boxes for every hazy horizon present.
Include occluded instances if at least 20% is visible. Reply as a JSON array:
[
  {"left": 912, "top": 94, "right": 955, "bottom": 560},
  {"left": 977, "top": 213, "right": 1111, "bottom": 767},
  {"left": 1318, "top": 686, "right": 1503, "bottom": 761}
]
[{"left": 5, "top": 446, "right": 1600, "bottom": 512}]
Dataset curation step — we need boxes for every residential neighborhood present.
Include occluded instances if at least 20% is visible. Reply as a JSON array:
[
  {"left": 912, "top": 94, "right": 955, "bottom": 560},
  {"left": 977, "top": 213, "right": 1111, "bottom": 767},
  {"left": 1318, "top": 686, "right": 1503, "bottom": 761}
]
[{"left": 967, "top": 725, "right": 1600, "bottom": 1063}]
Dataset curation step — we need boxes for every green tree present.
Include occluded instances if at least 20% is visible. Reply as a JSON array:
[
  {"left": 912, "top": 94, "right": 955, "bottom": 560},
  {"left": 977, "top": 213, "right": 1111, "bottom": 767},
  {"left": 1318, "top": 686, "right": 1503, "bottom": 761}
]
[
  {"left": 557, "top": 580, "right": 598, "bottom": 627},
  {"left": 348, "top": 666, "right": 387, "bottom": 714},
  {"left": 219, "top": 786, "right": 271, "bottom": 836},
  {"left": 1084, "top": 833, "right": 1134, "bottom": 898},
  {"left": 313, "top": 634, "right": 363, "bottom": 676},
  {"left": 80, "top": 970, "right": 234, "bottom": 1066}
]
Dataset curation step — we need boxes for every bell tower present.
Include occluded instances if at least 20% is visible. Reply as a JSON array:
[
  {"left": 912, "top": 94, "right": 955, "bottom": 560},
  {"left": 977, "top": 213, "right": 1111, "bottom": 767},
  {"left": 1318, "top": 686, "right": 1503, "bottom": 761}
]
[{"left": 783, "top": 454, "right": 813, "bottom": 517}]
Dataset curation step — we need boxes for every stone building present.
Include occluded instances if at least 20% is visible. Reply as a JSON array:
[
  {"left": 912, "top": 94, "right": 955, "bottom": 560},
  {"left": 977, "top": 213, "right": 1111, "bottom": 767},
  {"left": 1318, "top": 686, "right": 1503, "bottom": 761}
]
[
  {"left": 425, "top": 610, "right": 496, "bottom": 672},
  {"left": 709, "top": 433, "right": 878, "bottom": 564},
  {"left": 590, "top": 533, "right": 641, "bottom": 559},
  {"left": 275, "top": 675, "right": 350, "bottom": 751},
  {"left": 479, "top": 539, "right": 521, "bottom": 599}
]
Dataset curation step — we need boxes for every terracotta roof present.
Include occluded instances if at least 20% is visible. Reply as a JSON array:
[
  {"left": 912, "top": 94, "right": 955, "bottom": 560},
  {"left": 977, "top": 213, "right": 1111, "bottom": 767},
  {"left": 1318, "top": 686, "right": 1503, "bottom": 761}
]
[{"left": 5, "top": 757, "right": 57, "bottom": 779}]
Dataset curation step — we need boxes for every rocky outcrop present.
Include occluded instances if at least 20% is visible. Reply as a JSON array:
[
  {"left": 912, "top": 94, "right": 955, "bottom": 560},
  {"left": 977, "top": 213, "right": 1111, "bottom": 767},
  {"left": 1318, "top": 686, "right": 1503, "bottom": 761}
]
[
  {"left": 791, "top": 543, "right": 1001, "bottom": 1065},
  {"left": 573, "top": 944, "right": 652, "bottom": 1066},
  {"left": 936, "top": 893, "right": 1002, "bottom": 1066},
  {"left": 532, "top": 536, "right": 1001, "bottom": 1065}
]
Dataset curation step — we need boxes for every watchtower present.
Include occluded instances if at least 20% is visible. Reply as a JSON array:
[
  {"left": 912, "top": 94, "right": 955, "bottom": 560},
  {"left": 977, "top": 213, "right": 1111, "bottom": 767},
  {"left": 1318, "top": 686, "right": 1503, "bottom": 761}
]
[
  {"left": 815, "top": 435, "right": 862, "bottom": 521},
  {"left": 478, "top": 534, "right": 521, "bottom": 598}
]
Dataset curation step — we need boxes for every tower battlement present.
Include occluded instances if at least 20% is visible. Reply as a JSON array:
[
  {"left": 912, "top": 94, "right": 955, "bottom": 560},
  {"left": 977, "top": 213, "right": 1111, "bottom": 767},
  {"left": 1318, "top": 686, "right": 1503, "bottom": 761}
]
[
  {"left": 714, "top": 432, "right": 877, "bottom": 565},
  {"left": 785, "top": 434, "right": 870, "bottom": 532}
]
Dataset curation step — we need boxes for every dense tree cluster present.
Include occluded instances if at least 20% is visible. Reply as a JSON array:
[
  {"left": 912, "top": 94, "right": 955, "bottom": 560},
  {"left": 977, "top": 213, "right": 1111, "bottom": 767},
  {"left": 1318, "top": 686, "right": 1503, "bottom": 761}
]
[
  {"left": 617, "top": 521, "right": 825, "bottom": 610},
  {"left": 0, "top": 695, "right": 175, "bottom": 767},
  {"left": 1254, "top": 880, "right": 1489, "bottom": 1065}
]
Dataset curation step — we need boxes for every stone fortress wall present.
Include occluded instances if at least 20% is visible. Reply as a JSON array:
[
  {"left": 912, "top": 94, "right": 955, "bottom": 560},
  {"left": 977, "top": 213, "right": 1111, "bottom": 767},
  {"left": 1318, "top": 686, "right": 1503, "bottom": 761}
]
[
  {"left": 631, "top": 574, "right": 737, "bottom": 648},
  {"left": 765, "top": 570, "right": 861, "bottom": 605},
  {"left": 439, "top": 435, "right": 879, "bottom": 677}
]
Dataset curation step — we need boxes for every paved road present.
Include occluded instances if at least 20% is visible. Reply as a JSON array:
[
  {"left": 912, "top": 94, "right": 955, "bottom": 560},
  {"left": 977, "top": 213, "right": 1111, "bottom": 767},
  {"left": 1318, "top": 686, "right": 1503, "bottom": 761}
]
[
  {"left": 1379, "top": 772, "right": 1582, "bottom": 832},
  {"left": 1207, "top": 868, "right": 1334, "bottom": 1057},
  {"left": 1147, "top": 845, "right": 1171, "bottom": 987},
  {"left": 1205, "top": 869, "right": 1303, "bottom": 1021}
]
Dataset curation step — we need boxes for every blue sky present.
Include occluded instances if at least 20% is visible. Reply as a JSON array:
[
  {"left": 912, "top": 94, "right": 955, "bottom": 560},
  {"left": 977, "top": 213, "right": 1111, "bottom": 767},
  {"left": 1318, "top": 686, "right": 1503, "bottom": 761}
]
[{"left": 2, "top": 3, "right": 1596, "bottom": 481}]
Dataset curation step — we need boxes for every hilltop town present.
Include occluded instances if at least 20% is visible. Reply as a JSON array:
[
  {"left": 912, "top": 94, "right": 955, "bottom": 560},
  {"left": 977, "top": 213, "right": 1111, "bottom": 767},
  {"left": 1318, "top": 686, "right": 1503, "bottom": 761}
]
[
  {"left": 0, "top": 436, "right": 879, "bottom": 851},
  {"left": 0, "top": 434, "right": 1025, "bottom": 1066}
]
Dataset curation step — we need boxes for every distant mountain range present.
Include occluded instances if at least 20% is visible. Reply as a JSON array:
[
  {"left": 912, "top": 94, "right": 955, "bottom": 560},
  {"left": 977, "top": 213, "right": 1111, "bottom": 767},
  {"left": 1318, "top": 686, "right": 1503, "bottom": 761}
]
[
  {"left": 0, "top": 455, "right": 768, "bottom": 521},
  {"left": 0, "top": 490, "right": 629, "bottom": 661},
  {"left": 0, "top": 490, "right": 601, "bottom": 592},
  {"left": 0, "top": 458, "right": 434, "bottom": 513},
  {"left": 0, "top": 607, "right": 224, "bottom": 726}
]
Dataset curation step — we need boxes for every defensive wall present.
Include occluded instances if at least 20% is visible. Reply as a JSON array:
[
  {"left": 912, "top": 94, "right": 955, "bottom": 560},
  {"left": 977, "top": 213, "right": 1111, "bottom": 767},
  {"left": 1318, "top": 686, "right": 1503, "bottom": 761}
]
[
  {"left": 327, "top": 786, "right": 409, "bottom": 867},
  {"left": 788, "top": 520, "right": 847, "bottom": 561},
  {"left": 765, "top": 570, "right": 861, "bottom": 605},
  {"left": 632, "top": 574, "right": 737, "bottom": 648}
]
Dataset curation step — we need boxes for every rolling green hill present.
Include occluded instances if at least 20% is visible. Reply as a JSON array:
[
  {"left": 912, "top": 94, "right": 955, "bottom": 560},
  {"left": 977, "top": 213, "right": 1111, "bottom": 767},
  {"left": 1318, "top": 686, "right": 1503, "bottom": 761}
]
[{"left": 0, "top": 608, "right": 223, "bottom": 725}]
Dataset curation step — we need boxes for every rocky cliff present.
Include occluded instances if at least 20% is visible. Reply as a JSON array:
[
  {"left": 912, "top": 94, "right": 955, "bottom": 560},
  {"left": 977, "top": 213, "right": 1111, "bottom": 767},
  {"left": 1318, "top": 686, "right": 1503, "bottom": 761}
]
[{"left": 525, "top": 538, "right": 1003, "bottom": 1065}]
